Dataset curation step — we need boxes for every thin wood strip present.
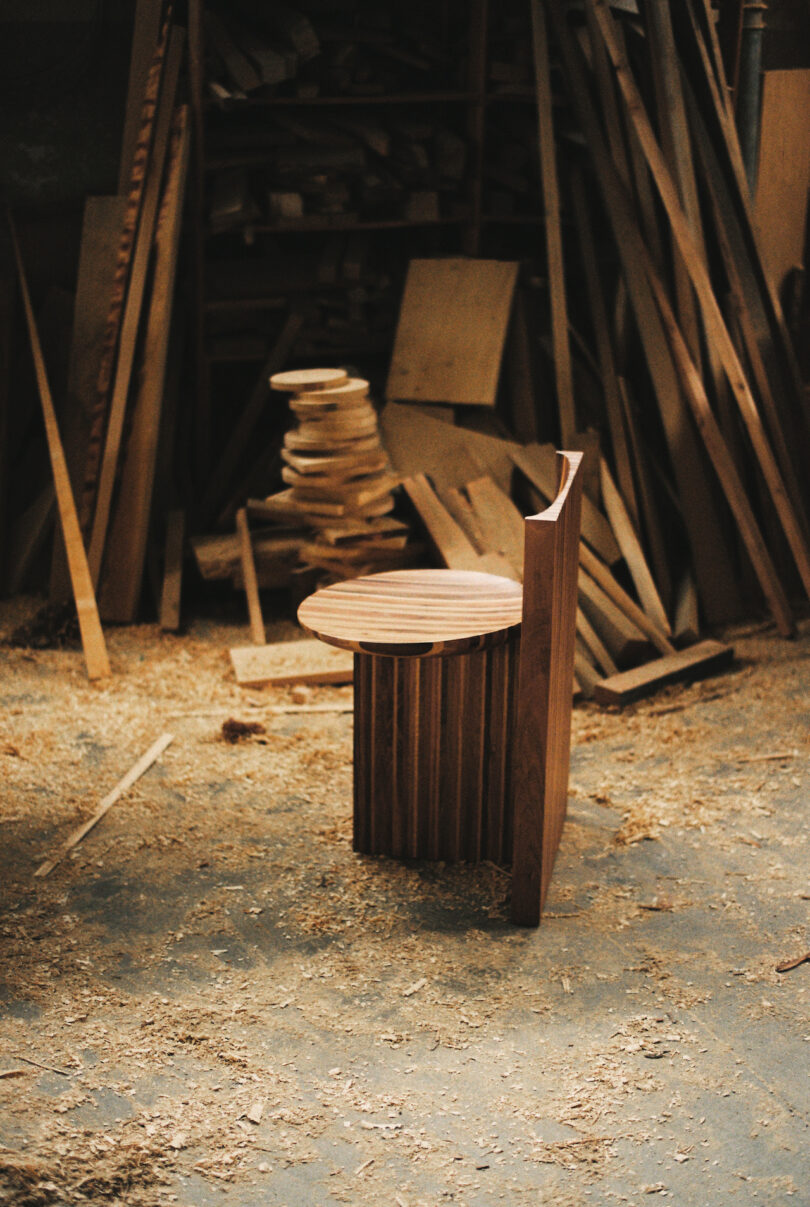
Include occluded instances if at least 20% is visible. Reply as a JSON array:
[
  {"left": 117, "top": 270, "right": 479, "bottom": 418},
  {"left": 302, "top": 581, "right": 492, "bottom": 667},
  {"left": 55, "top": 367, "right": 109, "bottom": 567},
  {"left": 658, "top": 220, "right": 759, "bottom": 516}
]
[
  {"left": 236, "top": 509, "right": 265, "bottom": 645},
  {"left": 644, "top": 256, "right": 795, "bottom": 637},
  {"left": 530, "top": 0, "right": 576, "bottom": 445},
  {"left": 576, "top": 605, "right": 618, "bottom": 677},
  {"left": 569, "top": 168, "right": 639, "bottom": 531},
  {"left": 579, "top": 543, "right": 674, "bottom": 655},
  {"left": 548, "top": 0, "right": 742, "bottom": 624},
  {"left": 599, "top": 457, "right": 671, "bottom": 636},
  {"left": 100, "top": 104, "right": 191, "bottom": 621},
  {"left": 35, "top": 734, "right": 173, "bottom": 877},
  {"left": 616, "top": 376, "right": 672, "bottom": 607},
  {"left": 9, "top": 217, "right": 110, "bottom": 682},
  {"left": 80, "top": 17, "right": 171, "bottom": 538},
  {"left": 87, "top": 29, "right": 184, "bottom": 587},
  {"left": 588, "top": 0, "right": 810, "bottom": 600},
  {"left": 118, "top": 0, "right": 164, "bottom": 193},
  {"left": 159, "top": 509, "right": 184, "bottom": 631}
]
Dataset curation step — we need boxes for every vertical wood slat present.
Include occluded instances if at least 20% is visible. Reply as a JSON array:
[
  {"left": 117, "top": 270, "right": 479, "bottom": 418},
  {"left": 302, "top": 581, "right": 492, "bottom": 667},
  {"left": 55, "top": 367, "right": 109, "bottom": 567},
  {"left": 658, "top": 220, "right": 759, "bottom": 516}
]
[{"left": 511, "top": 452, "right": 584, "bottom": 926}]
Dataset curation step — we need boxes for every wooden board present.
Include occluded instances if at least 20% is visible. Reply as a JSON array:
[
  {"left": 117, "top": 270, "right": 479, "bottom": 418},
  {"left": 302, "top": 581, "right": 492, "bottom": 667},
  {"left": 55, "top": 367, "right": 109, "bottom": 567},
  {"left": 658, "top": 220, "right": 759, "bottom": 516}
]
[
  {"left": 99, "top": 105, "right": 190, "bottom": 622},
  {"left": 593, "top": 639, "right": 735, "bottom": 706},
  {"left": 87, "top": 28, "right": 184, "bottom": 587},
  {"left": 599, "top": 457, "right": 670, "bottom": 635},
  {"left": 50, "top": 195, "right": 128, "bottom": 603},
  {"left": 386, "top": 258, "right": 519, "bottom": 406},
  {"left": 465, "top": 475, "right": 525, "bottom": 580},
  {"left": 754, "top": 70, "right": 810, "bottom": 296},
  {"left": 118, "top": 0, "right": 164, "bottom": 193},
  {"left": 230, "top": 639, "right": 354, "bottom": 687},
  {"left": 236, "top": 508, "right": 265, "bottom": 645},
  {"left": 530, "top": 0, "right": 575, "bottom": 444},
  {"left": 270, "top": 367, "right": 348, "bottom": 393},
  {"left": 10, "top": 220, "right": 110, "bottom": 681},
  {"left": 382, "top": 401, "right": 518, "bottom": 495}
]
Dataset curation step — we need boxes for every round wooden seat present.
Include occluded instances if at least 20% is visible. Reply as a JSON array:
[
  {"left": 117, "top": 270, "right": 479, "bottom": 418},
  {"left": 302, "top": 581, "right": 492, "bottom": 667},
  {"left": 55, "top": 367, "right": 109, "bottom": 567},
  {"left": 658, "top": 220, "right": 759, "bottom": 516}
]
[{"left": 297, "top": 568, "right": 523, "bottom": 657}]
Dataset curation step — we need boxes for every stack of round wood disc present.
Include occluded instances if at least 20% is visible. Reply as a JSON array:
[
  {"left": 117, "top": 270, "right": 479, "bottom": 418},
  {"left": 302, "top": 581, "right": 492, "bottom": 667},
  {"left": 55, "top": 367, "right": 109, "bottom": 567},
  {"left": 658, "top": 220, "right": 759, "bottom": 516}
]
[{"left": 269, "top": 368, "right": 415, "bottom": 578}]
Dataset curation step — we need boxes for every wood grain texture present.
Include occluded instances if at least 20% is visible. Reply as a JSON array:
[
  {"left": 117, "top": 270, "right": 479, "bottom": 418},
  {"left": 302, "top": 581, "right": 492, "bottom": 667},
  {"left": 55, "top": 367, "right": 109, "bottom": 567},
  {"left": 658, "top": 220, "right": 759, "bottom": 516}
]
[
  {"left": 511, "top": 450, "right": 584, "bottom": 925},
  {"left": 754, "top": 70, "right": 810, "bottom": 296},
  {"left": 87, "top": 28, "right": 184, "bottom": 587},
  {"left": 588, "top": 0, "right": 810, "bottom": 600},
  {"left": 100, "top": 105, "right": 190, "bottom": 622},
  {"left": 10, "top": 218, "right": 110, "bottom": 681},
  {"left": 548, "top": 0, "right": 742, "bottom": 623},
  {"left": 382, "top": 401, "right": 519, "bottom": 494},
  {"left": 593, "top": 639, "right": 735, "bottom": 706},
  {"left": 298, "top": 568, "right": 523, "bottom": 657},
  {"left": 386, "top": 258, "right": 519, "bottom": 406}
]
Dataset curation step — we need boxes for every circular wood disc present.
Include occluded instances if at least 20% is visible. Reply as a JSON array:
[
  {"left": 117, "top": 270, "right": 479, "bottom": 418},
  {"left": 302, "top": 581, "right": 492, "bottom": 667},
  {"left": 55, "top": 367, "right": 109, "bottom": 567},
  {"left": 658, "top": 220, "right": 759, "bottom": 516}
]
[
  {"left": 298, "top": 569, "right": 523, "bottom": 656},
  {"left": 284, "top": 430, "right": 382, "bottom": 455},
  {"left": 270, "top": 368, "right": 349, "bottom": 393},
  {"left": 295, "top": 377, "right": 370, "bottom": 403}
]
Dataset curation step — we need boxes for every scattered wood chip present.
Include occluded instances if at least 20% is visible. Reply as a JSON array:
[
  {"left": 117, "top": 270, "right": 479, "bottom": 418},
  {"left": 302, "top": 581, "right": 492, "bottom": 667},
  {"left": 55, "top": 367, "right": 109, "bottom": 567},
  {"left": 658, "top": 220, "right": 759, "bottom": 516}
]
[
  {"left": 0, "top": 1069, "right": 28, "bottom": 1079},
  {"left": 220, "top": 718, "right": 265, "bottom": 743},
  {"left": 246, "top": 1099, "right": 265, "bottom": 1124},
  {"left": 169, "top": 1133, "right": 186, "bottom": 1150},
  {"left": 402, "top": 977, "right": 427, "bottom": 997},
  {"left": 354, "top": 1157, "right": 374, "bottom": 1175}
]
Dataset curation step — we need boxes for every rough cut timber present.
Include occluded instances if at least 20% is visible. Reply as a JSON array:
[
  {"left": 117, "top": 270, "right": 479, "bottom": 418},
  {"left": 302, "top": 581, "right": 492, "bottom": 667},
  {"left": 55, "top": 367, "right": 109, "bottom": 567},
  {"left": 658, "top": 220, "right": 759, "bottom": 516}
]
[
  {"left": 386, "top": 258, "right": 519, "bottom": 406},
  {"left": 593, "top": 639, "right": 735, "bottom": 706}
]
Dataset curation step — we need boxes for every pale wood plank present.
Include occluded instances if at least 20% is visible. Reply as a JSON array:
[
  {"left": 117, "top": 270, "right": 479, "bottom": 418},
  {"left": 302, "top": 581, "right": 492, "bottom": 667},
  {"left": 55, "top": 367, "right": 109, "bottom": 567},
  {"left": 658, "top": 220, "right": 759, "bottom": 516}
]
[{"left": 593, "top": 640, "right": 735, "bottom": 706}]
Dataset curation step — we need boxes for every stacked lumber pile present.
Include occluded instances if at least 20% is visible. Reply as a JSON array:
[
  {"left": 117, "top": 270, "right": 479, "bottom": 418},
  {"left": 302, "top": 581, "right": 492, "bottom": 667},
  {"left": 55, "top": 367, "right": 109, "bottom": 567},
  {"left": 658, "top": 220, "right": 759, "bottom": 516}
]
[
  {"left": 266, "top": 367, "right": 420, "bottom": 578},
  {"left": 466, "top": 0, "right": 810, "bottom": 700}
]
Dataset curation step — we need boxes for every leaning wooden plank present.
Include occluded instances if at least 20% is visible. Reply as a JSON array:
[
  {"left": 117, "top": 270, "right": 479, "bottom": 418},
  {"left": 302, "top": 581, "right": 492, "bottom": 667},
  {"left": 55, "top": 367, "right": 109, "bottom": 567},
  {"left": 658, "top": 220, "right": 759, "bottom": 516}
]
[
  {"left": 402, "top": 476, "right": 486, "bottom": 573},
  {"left": 576, "top": 606, "right": 618, "bottom": 677},
  {"left": 51, "top": 196, "right": 128, "bottom": 603},
  {"left": 87, "top": 27, "right": 184, "bottom": 587},
  {"left": 510, "top": 443, "right": 621, "bottom": 566},
  {"left": 547, "top": 0, "right": 742, "bottom": 624},
  {"left": 80, "top": 19, "right": 172, "bottom": 539},
  {"left": 593, "top": 640, "right": 735, "bottom": 707},
  {"left": 199, "top": 311, "right": 304, "bottom": 525},
  {"left": 570, "top": 168, "right": 638, "bottom": 530},
  {"left": 530, "top": 0, "right": 575, "bottom": 444},
  {"left": 34, "top": 734, "right": 174, "bottom": 877},
  {"left": 9, "top": 217, "right": 110, "bottom": 682},
  {"left": 587, "top": 0, "right": 810, "bottom": 601},
  {"left": 579, "top": 542, "right": 674, "bottom": 656},
  {"left": 599, "top": 458, "right": 671, "bottom": 636},
  {"left": 754, "top": 70, "right": 810, "bottom": 297},
  {"left": 578, "top": 566, "right": 650, "bottom": 664},
  {"left": 465, "top": 475, "right": 525, "bottom": 580},
  {"left": 159, "top": 509, "right": 184, "bottom": 631},
  {"left": 230, "top": 639, "right": 353, "bottom": 687},
  {"left": 118, "top": 0, "right": 164, "bottom": 193},
  {"left": 616, "top": 376, "right": 672, "bottom": 607},
  {"left": 236, "top": 508, "right": 266, "bottom": 646},
  {"left": 100, "top": 105, "right": 191, "bottom": 622},
  {"left": 644, "top": 254, "right": 795, "bottom": 637},
  {"left": 382, "top": 401, "right": 518, "bottom": 494},
  {"left": 386, "top": 258, "right": 519, "bottom": 406}
]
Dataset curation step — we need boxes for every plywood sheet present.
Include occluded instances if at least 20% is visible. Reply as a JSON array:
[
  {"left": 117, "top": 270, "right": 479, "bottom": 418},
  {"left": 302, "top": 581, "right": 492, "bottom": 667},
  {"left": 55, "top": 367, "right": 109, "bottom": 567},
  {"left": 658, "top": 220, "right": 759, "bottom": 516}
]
[
  {"left": 386, "top": 258, "right": 519, "bottom": 406},
  {"left": 754, "top": 69, "right": 810, "bottom": 294},
  {"left": 230, "top": 639, "right": 353, "bottom": 687}
]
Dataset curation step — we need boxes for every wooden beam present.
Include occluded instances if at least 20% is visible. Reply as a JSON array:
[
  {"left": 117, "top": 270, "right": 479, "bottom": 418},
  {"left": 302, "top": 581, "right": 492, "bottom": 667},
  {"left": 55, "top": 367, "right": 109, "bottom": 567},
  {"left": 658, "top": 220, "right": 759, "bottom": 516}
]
[
  {"left": 87, "top": 27, "right": 184, "bottom": 587},
  {"left": 100, "top": 105, "right": 191, "bottom": 622},
  {"left": 9, "top": 217, "right": 110, "bottom": 681},
  {"left": 547, "top": 0, "right": 742, "bottom": 623},
  {"left": 588, "top": 0, "right": 810, "bottom": 600},
  {"left": 530, "top": 0, "right": 576, "bottom": 444},
  {"left": 593, "top": 639, "right": 735, "bottom": 706}
]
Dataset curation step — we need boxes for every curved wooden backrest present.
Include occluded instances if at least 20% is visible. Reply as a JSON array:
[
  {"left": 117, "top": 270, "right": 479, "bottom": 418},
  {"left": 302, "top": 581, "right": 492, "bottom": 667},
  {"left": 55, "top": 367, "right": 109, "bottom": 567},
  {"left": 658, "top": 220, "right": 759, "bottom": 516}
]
[{"left": 510, "top": 450, "right": 584, "bottom": 925}]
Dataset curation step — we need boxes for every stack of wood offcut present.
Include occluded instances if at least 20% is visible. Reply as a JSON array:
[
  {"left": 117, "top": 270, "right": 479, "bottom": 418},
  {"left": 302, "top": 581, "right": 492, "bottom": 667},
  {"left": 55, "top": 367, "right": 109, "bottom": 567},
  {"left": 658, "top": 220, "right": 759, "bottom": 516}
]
[{"left": 265, "top": 367, "right": 419, "bottom": 578}]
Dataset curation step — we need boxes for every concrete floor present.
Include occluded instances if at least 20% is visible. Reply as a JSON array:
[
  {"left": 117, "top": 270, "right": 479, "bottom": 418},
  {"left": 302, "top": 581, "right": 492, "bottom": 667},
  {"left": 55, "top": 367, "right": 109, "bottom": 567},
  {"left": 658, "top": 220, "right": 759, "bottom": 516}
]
[{"left": 0, "top": 606, "right": 808, "bottom": 1206}]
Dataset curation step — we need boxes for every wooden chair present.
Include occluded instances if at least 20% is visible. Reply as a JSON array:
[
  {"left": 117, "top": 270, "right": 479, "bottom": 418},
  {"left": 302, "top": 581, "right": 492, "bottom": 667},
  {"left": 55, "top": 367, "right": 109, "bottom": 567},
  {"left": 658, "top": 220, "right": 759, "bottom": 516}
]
[{"left": 298, "top": 451, "right": 584, "bottom": 925}]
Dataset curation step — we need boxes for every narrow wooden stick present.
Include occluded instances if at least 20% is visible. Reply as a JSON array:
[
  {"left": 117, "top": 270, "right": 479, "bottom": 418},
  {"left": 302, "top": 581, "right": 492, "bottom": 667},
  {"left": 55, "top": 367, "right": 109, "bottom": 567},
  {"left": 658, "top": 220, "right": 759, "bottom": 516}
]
[
  {"left": 236, "top": 509, "right": 266, "bottom": 645},
  {"left": 8, "top": 214, "right": 110, "bottom": 681},
  {"left": 34, "top": 733, "right": 174, "bottom": 878}
]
